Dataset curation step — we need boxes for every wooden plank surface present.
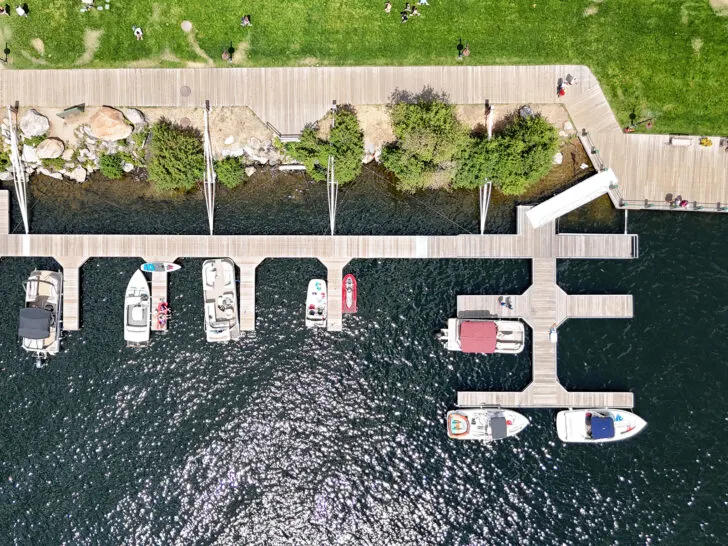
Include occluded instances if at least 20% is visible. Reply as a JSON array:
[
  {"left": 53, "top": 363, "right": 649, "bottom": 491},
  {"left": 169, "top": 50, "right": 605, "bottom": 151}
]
[
  {"left": 150, "top": 271, "right": 168, "bottom": 332},
  {"left": 2, "top": 65, "right": 724, "bottom": 207},
  {"left": 61, "top": 266, "right": 80, "bottom": 331},
  {"left": 233, "top": 258, "right": 263, "bottom": 331}
]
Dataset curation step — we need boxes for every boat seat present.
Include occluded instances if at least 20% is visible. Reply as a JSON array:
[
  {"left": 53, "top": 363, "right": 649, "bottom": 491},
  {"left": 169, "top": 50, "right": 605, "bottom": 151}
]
[{"left": 204, "top": 267, "right": 217, "bottom": 288}]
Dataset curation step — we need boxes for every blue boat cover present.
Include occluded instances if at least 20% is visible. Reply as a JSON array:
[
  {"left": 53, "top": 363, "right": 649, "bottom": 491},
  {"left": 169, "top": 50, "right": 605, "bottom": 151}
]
[{"left": 591, "top": 416, "right": 615, "bottom": 439}]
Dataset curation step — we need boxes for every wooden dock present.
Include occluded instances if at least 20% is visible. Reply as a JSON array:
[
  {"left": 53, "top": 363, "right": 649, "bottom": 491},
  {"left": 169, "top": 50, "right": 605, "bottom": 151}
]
[
  {"left": 0, "top": 196, "right": 639, "bottom": 407},
  {"left": 456, "top": 243, "right": 634, "bottom": 409},
  {"left": 150, "top": 272, "right": 168, "bottom": 332},
  {"left": 0, "top": 195, "right": 636, "bottom": 338},
  {"left": 2, "top": 65, "right": 726, "bottom": 210}
]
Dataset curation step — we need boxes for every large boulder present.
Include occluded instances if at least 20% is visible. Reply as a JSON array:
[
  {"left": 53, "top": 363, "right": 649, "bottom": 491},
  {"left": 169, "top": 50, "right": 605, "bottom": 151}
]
[
  {"left": 20, "top": 109, "right": 50, "bottom": 137},
  {"left": 36, "top": 138, "right": 65, "bottom": 159},
  {"left": 88, "top": 107, "right": 132, "bottom": 141},
  {"left": 22, "top": 145, "right": 39, "bottom": 164},
  {"left": 123, "top": 108, "right": 147, "bottom": 127},
  {"left": 68, "top": 166, "right": 87, "bottom": 183}
]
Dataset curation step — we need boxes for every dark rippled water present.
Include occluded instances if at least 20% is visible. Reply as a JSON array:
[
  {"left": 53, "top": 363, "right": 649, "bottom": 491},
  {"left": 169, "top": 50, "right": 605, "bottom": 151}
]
[{"left": 1, "top": 171, "right": 727, "bottom": 544}]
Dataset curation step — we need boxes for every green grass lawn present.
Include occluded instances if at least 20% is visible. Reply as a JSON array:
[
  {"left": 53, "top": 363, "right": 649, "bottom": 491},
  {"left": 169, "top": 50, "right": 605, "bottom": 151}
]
[{"left": 2, "top": 1, "right": 727, "bottom": 134}]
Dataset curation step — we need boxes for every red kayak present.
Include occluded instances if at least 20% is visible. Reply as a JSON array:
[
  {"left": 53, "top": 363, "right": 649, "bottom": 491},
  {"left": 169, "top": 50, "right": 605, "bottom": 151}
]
[{"left": 342, "top": 274, "right": 357, "bottom": 314}]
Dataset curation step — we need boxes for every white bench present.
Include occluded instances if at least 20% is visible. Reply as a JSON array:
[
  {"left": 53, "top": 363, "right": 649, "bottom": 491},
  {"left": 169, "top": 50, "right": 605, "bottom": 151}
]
[{"left": 669, "top": 136, "right": 693, "bottom": 147}]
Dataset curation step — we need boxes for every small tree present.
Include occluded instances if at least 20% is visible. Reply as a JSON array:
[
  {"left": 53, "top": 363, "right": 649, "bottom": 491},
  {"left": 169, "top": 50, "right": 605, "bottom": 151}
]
[
  {"left": 147, "top": 119, "right": 204, "bottom": 192},
  {"left": 99, "top": 153, "right": 125, "bottom": 180},
  {"left": 286, "top": 126, "right": 329, "bottom": 181},
  {"left": 215, "top": 157, "right": 247, "bottom": 189},
  {"left": 453, "top": 113, "right": 559, "bottom": 195},
  {"left": 382, "top": 98, "right": 470, "bottom": 191},
  {"left": 286, "top": 106, "right": 364, "bottom": 184}
]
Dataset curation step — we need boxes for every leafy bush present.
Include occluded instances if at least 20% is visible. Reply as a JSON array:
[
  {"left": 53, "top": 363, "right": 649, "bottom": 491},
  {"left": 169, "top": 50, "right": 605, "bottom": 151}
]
[
  {"left": 147, "top": 119, "right": 204, "bottom": 192},
  {"left": 41, "top": 157, "right": 66, "bottom": 171},
  {"left": 23, "top": 135, "right": 45, "bottom": 147},
  {"left": 99, "top": 153, "right": 125, "bottom": 180},
  {"left": 453, "top": 113, "right": 559, "bottom": 195},
  {"left": 132, "top": 130, "right": 150, "bottom": 149},
  {"left": 215, "top": 157, "right": 247, "bottom": 189},
  {"left": 0, "top": 148, "right": 9, "bottom": 171},
  {"left": 382, "top": 98, "right": 470, "bottom": 191},
  {"left": 286, "top": 106, "right": 364, "bottom": 184}
]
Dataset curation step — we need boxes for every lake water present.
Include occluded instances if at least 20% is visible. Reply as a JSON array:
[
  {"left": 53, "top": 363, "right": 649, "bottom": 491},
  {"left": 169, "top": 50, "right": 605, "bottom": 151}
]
[{"left": 0, "top": 171, "right": 726, "bottom": 544}]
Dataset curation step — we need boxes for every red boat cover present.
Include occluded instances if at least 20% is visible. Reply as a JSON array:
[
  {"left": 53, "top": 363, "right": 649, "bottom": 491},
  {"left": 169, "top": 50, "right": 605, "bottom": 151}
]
[{"left": 459, "top": 321, "right": 497, "bottom": 354}]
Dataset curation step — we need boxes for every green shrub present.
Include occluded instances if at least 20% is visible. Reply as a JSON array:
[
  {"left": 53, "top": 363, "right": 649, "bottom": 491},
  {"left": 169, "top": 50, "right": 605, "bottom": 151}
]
[
  {"left": 41, "top": 157, "right": 66, "bottom": 171},
  {"left": 382, "top": 98, "right": 470, "bottom": 191},
  {"left": 99, "top": 153, "right": 125, "bottom": 179},
  {"left": 132, "top": 130, "right": 150, "bottom": 149},
  {"left": 147, "top": 119, "right": 204, "bottom": 192},
  {"left": 23, "top": 135, "right": 45, "bottom": 147},
  {"left": 286, "top": 106, "right": 364, "bottom": 184},
  {"left": 453, "top": 113, "right": 559, "bottom": 195},
  {"left": 215, "top": 157, "right": 246, "bottom": 189},
  {"left": 286, "top": 126, "right": 328, "bottom": 181},
  {"left": 0, "top": 148, "right": 9, "bottom": 171}
]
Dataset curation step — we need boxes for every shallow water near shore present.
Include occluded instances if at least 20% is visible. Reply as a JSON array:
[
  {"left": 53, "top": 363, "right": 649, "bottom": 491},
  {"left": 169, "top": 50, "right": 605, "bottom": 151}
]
[{"left": 0, "top": 172, "right": 726, "bottom": 544}]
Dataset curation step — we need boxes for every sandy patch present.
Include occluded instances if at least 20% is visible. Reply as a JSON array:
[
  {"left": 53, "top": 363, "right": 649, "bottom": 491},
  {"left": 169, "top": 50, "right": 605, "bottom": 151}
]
[
  {"left": 143, "top": 106, "right": 274, "bottom": 157},
  {"left": 692, "top": 37, "right": 703, "bottom": 55},
  {"left": 19, "top": 106, "right": 100, "bottom": 147},
  {"left": 299, "top": 57, "right": 320, "bottom": 66},
  {"left": 31, "top": 38, "right": 44, "bottom": 56},
  {"left": 186, "top": 32, "right": 213, "bottom": 65},
  {"left": 128, "top": 48, "right": 183, "bottom": 68},
  {"left": 151, "top": 3, "right": 163, "bottom": 23},
  {"left": 230, "top": 41, "right": 249, "bottom": 65},
  {"left": 456, "top": 103, "right": 570, "bottom": 132},
  {"left": 355, "top": 105, "right": 396, "bottom": 150},
  {"left": 19, "top": 51, "right": 48, "bottom": 65},
  {"left": 710, "top": 0, "right": 728, "bottom": 15},
  {"left": 583, "top": 6, "right": 598, "bottom": 16},
  {"left": 75, "top": 29, "right": 103, "bottom": 66}
]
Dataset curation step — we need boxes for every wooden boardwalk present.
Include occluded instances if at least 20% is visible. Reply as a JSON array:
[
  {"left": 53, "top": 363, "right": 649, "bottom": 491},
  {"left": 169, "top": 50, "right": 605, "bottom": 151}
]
[
  {"left": 0, "top": 191, "right": 639, "bottom": 407},
  {"left": 456, "top": 256, "right": 635, "bottom": 409},
  {"left": 2, "top": 64, "right": 725, "bottom": 209},
  {"left": 0, "top": 192, "right": 636, "bottom": 338},
  {"left": 150, "top": 272, "right": 168, "bottom": 332}
]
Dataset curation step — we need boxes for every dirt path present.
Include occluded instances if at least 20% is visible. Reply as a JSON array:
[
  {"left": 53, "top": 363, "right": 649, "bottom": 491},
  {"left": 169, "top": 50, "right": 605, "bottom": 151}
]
[{"left": 74, "top": 29, "right": 103, "bottom": 66}]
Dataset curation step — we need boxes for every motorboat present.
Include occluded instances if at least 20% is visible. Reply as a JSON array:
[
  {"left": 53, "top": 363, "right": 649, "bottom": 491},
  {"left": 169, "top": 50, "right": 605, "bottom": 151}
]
[
  {"left": 447, "top": 408, "right": 529, "bottom": 441},
  {"left": 556, "top": 409, "right": 647, "bottom": 443},
  {"left": 124, "top": 270, "right": 151, "bottom": 348},
  {"left": 141, "top": 262, "right": 181, "bottom": 273},
  {"left": 203, "top": 258, "right": 240, "bottom": 343},
  {"left": 18, "top": 270, "right": 63, "bottom": 365},
  {"left": 342, "top": 274, "right": 357, "bottom": 313},
  {"left": 439, "top": 319, "right": 525, "bottom": 354},
  {"left": 305, "top": 279, "right": 327, "bottom": 328}
]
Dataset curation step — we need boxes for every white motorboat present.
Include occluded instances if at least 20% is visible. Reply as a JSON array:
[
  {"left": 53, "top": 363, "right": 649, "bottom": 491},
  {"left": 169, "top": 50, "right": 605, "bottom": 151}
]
[
  {"left": 18, "top": 270, "right": 63, "bottom": 365},
  {"left": 124, "top": 270, "right": 151, "bottom": 348},
  {"left": 305, "top": 279, "right": 327, "bottom": 328},
  {"left": 556, "top": 409, "right": 647, "bottom": 443},
  {"left": 203, "top": 258, "right": 240, "bottom": 343},
  {"left": 439, "top": 319, "right": 525, "bottom": 354},
  {"left": 447, "top": 408, "right": 529, "bottom": 442}
]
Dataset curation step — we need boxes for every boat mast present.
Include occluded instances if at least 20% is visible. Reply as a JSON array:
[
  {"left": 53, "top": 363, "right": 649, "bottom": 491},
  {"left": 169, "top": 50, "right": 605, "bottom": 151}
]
[
  {"left": 327, "top": 102, "right": 338, "bottom": 236},
  {"left": 203, "top": 100, "right": 216, "bottom": 236},
  {"left": 479, "top": 180, "right": 492, "bottom": 235},
  {"left": 7, "top": 105, "right": 30, "bottom": 234}
]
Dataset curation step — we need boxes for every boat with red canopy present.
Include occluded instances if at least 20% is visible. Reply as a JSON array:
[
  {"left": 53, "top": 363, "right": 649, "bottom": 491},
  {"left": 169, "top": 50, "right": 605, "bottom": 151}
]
[
  {"left": 439, "top": 319, "right": 525, "bottom": 354},
  {"left": 342, "top": 274, "right": 357, "bottom": 313}
]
